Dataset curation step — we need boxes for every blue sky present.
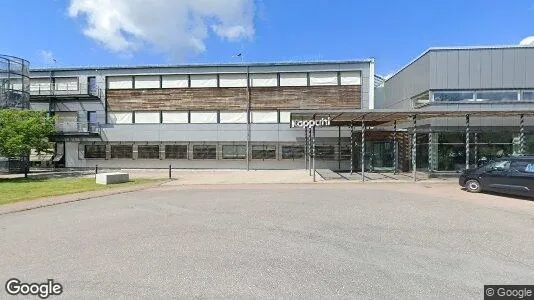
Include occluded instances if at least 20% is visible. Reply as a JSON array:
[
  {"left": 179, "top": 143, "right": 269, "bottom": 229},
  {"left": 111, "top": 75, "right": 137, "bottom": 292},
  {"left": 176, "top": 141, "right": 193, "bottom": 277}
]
[{"left": 1, "top": 0, "right": 533, "bottom": 76}]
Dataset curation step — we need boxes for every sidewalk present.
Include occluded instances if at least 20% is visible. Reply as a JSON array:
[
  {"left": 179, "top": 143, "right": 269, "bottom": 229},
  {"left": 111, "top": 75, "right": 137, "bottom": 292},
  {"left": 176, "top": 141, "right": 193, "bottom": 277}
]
[{"left": 0, "top": 180, "right": 167, "bottom": 215}]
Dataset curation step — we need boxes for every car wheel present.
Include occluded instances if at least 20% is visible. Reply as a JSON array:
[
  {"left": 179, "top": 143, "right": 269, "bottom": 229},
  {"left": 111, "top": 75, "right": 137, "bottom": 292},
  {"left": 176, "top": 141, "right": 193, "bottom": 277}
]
[{"left": 465, "top": 179, "right": 481, "bottom": 193}]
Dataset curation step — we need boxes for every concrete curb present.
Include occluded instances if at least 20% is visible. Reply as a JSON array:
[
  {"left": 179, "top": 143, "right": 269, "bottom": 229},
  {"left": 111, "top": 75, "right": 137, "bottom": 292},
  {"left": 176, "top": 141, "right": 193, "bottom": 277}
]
[{"left": 0, "top": 180, "right": 170, "bottom": 215}]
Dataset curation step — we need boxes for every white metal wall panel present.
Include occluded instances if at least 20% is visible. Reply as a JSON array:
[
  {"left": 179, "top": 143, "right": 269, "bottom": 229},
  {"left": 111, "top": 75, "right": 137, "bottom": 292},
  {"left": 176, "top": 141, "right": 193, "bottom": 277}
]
[
  {"left": 220, "top": 111, "right": 247, "bottom": 123},
  {"left": 252, "top": 111, "right": 278, "bottom": 123},
  {"left": 309, "top": 72, "right": 338, "bottom": 86},
  {"left": 279, "top": 111, "right": 291, "bottom": 123},
  {"left": 219, "top": 74, "right": 247, "bottom": 87},
  {"left": 135, "top": 76, "right": 160, "bottom": 89},
  {"left": 108, "top": 76, "right": 133, "bottom": 89},
  {"left": 162, "top": 75, "right": 189, "bottom": 88},
  {"left": 190, "top": 74, "right": 217, "bottom": 88},
  {"left": 340, "top": 71, "right": 361, "bottom": 85},
  {"left": 190, "top": 111, "right": 218, "bottom": 123},
  {"left": 250, "top": 73, "right": 277, "bottom": 87},
  {"left": 279, "top": 73, "right": 307, "bottom": 86},
  {"left": 135, "top": 111, "right": 160, "bottom": 123},
  {"left": 108, "top": 112, "right": 132, "bottom": 124},
  {"left": 55, "top": 77, "right": 78, "bottom": 91},
  {"left": 162, "top": 112, "right": 188, "bottom": 123}
]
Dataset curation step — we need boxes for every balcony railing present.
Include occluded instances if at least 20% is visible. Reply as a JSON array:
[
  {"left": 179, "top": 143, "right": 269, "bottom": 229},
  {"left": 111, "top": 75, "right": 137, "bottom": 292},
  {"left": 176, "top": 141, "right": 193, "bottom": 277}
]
[
  {"left": 55, "top": 122, "right": 101, "bottom": 135},
  {"left": 30, "top": 83, "right": 103, "bottom": 98}
]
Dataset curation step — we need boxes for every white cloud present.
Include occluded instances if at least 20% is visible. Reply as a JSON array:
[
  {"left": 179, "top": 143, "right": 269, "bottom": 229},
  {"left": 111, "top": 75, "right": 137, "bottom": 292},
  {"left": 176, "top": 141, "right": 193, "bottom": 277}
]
[
  {"left": 39, "top": 50, "right": 56, "bottom": 65},
  {"left": 68, "top": 0, "right": 255, "bottom": 58},
  {"left": 519, "top": 36, "right": 534, "bottom": 46}
]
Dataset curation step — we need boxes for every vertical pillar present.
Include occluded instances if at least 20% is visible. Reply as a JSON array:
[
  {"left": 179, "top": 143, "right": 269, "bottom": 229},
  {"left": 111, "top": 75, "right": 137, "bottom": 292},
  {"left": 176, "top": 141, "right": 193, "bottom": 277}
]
[
  {"left": 475, "top": 132, "right": 478, "bottom": 166},
  {"left": 465, "top": 114, "right": 470, "bottom": 170},
  {"left": 312, "top": 125, "right": 316, "bottom": 182},
  {"left": 361, "top": 119, "right": 365, "bottom": 182},
  {"left": 308, "top": 127, "right": 312, "bottom": 176},
  {"left": 393, "top": 121, "right": 397, "bottom": 175},
  {"left": 304, "top": 127, "right": 308, "bottom": 170},
  {"left": 520, "top": 114, "right": 526, "bottom": 156},
  {"left": 338, "top": 126, "right": 341, "bottom": 171},
  {"left": 412, "top": 115, "right": 417, "bottom": 182},
  {"left": 428, "top": 131, "right": 433, "bottom": 173},
  {"left": 350, "top": 124, "right": 354, "bottom": 175}
]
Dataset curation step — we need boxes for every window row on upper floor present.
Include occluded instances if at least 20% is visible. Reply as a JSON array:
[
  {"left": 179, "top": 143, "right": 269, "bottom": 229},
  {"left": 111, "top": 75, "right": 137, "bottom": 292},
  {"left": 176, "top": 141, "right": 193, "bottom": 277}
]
[
  {"left": 107, "top": 110, "right": 292, "bottom": 124},
  {"left": 431, "top": 89, "right": 534, "bottom": 102},
  {"left": 106, "top": 71, "right": 362, "bottom": 89}
]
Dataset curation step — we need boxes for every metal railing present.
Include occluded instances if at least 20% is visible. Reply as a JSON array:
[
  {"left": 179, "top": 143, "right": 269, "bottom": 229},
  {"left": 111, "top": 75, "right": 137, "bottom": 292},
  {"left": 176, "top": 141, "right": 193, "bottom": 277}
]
[
  {"left": 55, "top": 122, "right": 101, "bottom": 134},
  {"left": 30, "top": 83, "right": 103, "bottom": 98}
]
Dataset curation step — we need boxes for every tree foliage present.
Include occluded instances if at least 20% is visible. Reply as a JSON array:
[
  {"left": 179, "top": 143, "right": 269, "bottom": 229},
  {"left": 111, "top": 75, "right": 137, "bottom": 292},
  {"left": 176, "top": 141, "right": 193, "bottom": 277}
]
[{"left": 0, "top": 109, "right": 56, "bottom": 157}]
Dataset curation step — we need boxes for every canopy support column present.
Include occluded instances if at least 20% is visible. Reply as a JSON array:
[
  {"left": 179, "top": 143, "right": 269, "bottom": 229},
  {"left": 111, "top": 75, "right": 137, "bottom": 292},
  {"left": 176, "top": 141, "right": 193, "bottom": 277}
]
[
  {"left": 465, "top": 114, "right": 470, "bottom": 170},
  {"left": 350, "top": 124, "right": 354, "bottom": 175},
  {"left": 393, "top": 121, "right": 397, "bottom": 175},
  {"left": 520, "top": 114, "right": 526, "bottom": 156},
  {"left": 412, "top": 115, "right": 417, "bottom": 182},
  {"left": 304, "top": 126, "right": 308, "bottom": 170},
  {"left": 361, "top": 119, "right": 365, "bottom": 182},
  {"left": 312, "top": 125, "right": 316, "bottom": 182}
]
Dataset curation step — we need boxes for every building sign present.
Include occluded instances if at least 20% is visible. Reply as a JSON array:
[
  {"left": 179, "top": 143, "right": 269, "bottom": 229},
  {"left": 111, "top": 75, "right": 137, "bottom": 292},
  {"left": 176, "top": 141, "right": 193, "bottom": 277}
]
[{"left": 291, "top": 117, "right": 331, "bottom": 128}]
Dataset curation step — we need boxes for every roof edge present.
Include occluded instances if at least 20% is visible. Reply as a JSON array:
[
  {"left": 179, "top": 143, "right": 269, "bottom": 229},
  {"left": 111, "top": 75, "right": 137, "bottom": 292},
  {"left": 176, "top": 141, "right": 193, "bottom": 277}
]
[{"left": 30, "top": 59, "right": 374, "bottom": 72}]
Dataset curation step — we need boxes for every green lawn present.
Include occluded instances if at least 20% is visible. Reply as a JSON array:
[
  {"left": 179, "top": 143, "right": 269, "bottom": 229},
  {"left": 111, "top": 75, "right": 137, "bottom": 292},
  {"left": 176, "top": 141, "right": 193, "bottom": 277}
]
[{"left": 0, "top": 177, "right": 160, "bottom": 205}]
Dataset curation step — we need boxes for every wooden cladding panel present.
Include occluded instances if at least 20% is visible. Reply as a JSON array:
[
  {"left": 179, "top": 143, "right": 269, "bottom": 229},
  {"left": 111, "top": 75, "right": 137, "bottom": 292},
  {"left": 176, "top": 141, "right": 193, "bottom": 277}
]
[
  {"left": 106, "top": 85, "right": 361, "bottom": 111},
  {"left": 107, "top": 88, "right": 247, "bottom": 111},
  {"left": 250, "top": 86, "right": 360, "bottom": 109}
]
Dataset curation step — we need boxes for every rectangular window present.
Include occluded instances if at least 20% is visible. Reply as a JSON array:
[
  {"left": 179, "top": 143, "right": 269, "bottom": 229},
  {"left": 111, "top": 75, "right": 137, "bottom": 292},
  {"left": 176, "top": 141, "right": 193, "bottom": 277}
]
[
  {"left": 279, "top": 111, "right": 291, "bottom": 123},
  {"left": 165, "top": 145, "right": 188, "bottom": 159},
  {"left": 250, "top": 73, "right": 277, "bottom": 87},
  {"left": 433, "top": 91, "right": 474, "bottom": 102},
  {"left": 251, "top": 111, "right": 278, "bottom": 123},
  {"left": 281, "top": 146, "right": 304, "bottom": 159},
  {"left": 315, "top": 145, "right": 335, "bottom": 160},
  {"left": 222, "top": 145, "right": 246, "bottom": 159},
  {"left": 340, "top": 71, "right": 361, "bottom": 85},
  {"left": 522, "top": 90, "right": 534, "bottom": 101},
  {"left": 111, "top": 145, "right": 133, "bottom": 159},
  {"left": 190, "top": 112, "right": 218, "bottom": 123},
  {"left": 279, "top": 73, "right": 308, "bottom": 86},
  {"left": 138, "top": 145, "right": 160, "bottom": 159},
  {"left": 190, "top": 74, "right": 217, "bottom": 88},
  {"left": 162, "top": 112, "right": 188, "bottom": 123},
  {"left": 107, "top": 112, "right": 132, "bottom": 124},
  {"left": 84, "top": 145, "right": 106, "bottom": 159},
  {"left": 134, "top": 75, "right": 160, "bottom": 89},
  {"left": 219, "top": 74, "right": 247, "bottom": 87},
  {"left": 476, "top": 91, "right": 518, "bottom": 101},
  {"left": 134, "top": 111, "right": 160, "bottom": 124},
  {"left": 107, "top": 76, "right": 133, "bottom": 89},
  {"left": 252, "top": 145, "right": 276, "bottom": 159},
  {"left": 162, "top": 75, "right": 189, "bottom": 88},
  {"left": 193, "top": 145, "right": 217, "bottom": 159},
  {"left": 219, "top": 112, "right": 247, "bottom": 123},
  {"left": 309, "top": 72, "right": 338, "bottom": 86}
]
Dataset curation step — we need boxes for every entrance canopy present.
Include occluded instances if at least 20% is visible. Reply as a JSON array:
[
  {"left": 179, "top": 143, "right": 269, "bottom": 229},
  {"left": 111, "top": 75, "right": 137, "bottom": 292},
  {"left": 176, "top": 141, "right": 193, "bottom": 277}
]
[{"left": 290, "top": 108, "right": 534, "bottom": 126}]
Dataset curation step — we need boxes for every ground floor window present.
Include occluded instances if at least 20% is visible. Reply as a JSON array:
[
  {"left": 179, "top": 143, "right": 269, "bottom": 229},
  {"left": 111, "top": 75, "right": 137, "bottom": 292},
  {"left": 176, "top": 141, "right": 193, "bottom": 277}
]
[
  {"left": 193, "top": 145, "right": 217, "bottom": 159},
  {"left": 111, "top": 145, "right": 133, "bottom": 159},
  {"left": 314, "top": 145, "right": 335, "bottom": 160},
  {"left": 84, "top": 145, "right": 106, "bottom": 159},
  {"left": 281, "top": 145, "right": 304, "bottom": 159},
  {"left": 138, "top": 145, "right": 160, "bottom": 159},
  {"left": 222, "top": 145, "right": 246, "bottom": 159},
  {"left": 252, "top": 145, "right": 276, "bottom": 159},
  {"left": 165, "top": 145, "right": 188, "bottom": 159}
]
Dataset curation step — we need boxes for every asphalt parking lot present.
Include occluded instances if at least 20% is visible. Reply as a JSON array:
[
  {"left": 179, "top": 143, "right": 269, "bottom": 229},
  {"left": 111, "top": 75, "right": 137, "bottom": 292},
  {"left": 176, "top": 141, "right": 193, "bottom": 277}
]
[{"left": 0, "top": 183, "right": 532, "bottom": 298}]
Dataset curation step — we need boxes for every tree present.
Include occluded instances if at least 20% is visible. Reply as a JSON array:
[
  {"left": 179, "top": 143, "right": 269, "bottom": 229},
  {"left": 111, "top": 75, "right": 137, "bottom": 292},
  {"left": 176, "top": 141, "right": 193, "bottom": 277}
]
[{"left": 0, "top": 109, "right": 56, "bottom": 158}]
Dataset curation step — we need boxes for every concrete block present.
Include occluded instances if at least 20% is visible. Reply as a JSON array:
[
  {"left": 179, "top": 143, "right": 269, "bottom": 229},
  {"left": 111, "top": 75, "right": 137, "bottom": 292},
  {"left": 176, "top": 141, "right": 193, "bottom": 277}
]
[{"left": 95, "top": 172, "right": 129, "bottom": 185}]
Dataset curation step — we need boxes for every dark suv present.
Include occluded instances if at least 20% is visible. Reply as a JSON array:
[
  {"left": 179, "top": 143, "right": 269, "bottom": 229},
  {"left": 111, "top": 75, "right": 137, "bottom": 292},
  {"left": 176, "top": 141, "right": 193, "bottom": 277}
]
[{"left": 459, "top": 156, "right": 534, "bottom": 197}]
